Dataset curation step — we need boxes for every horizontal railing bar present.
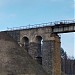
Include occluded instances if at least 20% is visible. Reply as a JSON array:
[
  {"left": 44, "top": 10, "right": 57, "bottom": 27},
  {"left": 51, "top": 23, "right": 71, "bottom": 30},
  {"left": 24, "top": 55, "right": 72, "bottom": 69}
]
[{"left": 7, "top": 19, "right": 75, "bottom": 31}]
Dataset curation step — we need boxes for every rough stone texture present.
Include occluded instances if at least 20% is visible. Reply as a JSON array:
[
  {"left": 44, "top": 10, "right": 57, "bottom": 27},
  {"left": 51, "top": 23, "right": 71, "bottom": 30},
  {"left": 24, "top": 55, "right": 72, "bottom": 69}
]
[
  {"left": 6, "top": 30, "right": 20, "bottom": 42},
  {"left": 42, "top": 40, "right": 53, "bottom": 75},
  {"left": 42, "top": 34, "right": 61, "bottom": 75},
  {"left": 20, "top": 27, "right": 52, "bottom": 43},
  {"left": 5, "top": 26, "right": 61, "bottom": 75},
  {"left": 28, "top": 42, "right": 38, "bottom": 59},
  {"left": 0, "top": 32, "right": 48, "bottom": 75},
  {"left": 29, "top": 42, "right": 42, "bottom": 65},
  {"left": 61, "top": 72, "right": 67, "bottom": 75},
  {"left": 52, "top": 35, "right": 61, "bottom": 75}
]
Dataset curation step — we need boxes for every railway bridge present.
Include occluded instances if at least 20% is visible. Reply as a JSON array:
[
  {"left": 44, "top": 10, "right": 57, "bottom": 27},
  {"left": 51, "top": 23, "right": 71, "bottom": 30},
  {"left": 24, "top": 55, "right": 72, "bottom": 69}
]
[{"left": 5, "top": 20, "right": 75, "bottom": 75}]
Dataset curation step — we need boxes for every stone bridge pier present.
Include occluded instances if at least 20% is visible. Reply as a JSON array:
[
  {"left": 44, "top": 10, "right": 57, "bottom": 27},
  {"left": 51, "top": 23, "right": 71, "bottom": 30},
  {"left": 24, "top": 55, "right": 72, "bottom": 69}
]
[
  {"left": 20, "top": 28, "right": 61, "bottom": 75},
  {"left": 42, "top": 34, "right": 61, "bottom": 75}
]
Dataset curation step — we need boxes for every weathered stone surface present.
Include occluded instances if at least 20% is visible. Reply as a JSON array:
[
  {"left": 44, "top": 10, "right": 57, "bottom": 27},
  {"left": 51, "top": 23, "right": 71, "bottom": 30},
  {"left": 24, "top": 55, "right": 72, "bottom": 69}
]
[
  {"left": 29, "top": 42, "right": 42, "bottom": 65},
  {"left": 42, "top": 34, "right": 61, "bottom": 75},
  {"left": 4, "top": 26, "right": 61, "bottom": 75},
  {"left": 0, "top": 32, "right": 48, "bottom": 75},
  {"left": 42, "top": 40, "right": 53, "bottom": 75}
]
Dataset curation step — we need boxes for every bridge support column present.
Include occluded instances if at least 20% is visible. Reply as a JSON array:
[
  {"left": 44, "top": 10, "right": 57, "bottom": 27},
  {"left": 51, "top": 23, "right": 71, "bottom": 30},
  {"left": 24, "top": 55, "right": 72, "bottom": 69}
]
[
  {"left": 42, "top": 34, "right": 61, "bottom": 75},
  {"left": 29, "top": 42, "right": 42, "bottom": 65}
]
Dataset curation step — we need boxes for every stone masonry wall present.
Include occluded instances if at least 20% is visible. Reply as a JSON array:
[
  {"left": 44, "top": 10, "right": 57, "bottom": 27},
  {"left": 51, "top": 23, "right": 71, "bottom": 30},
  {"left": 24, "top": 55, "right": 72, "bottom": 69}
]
[
  {"left": 0, "top": 32, "right": 49, "bottom": 75},
  {"left": 5, "top": 26, "right": 61, "bottom": 75}
]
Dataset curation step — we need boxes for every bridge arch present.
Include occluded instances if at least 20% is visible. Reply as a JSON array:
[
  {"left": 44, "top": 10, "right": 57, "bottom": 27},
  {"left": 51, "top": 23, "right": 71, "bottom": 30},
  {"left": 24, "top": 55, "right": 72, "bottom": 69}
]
[
  {"left": 19, "top": 27, "right": 61, "bottom": 75},
  {"left": 21, "top": 36, "right": 29, "bottom": 52},
  {"left": 36, "top": 36, "right": 42, "bottom": 43},
  {"left": 35, "top": 35, "right": 43, "bottom": 65}
]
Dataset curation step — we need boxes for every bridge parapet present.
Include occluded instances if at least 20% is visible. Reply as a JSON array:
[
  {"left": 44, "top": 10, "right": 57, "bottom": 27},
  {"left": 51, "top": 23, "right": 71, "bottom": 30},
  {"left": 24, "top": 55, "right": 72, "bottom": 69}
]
[{"left": 7, "top": 20, "right": 75, "bottom": 31}]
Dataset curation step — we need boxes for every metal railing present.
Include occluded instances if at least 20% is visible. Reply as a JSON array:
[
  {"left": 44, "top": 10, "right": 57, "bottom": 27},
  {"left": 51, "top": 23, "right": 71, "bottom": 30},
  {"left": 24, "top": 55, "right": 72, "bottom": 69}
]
[{"left": 7, "top": 19, "right": 75, "bottom": 31}]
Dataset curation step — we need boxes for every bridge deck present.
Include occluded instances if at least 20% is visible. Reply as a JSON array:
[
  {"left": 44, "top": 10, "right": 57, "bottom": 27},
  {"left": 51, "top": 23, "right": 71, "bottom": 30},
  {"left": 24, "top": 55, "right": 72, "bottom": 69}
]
[
  {"left": 7, "top": 20, "right": 75, "bottom": 33},
  {"left": 52, "top": 23, "right": 75, "bottom": 33}
]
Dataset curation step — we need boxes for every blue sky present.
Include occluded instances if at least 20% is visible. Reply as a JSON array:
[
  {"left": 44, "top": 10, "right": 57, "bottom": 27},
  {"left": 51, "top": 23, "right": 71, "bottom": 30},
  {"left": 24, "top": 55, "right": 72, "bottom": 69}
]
[{"left": 0, "top": 0, "right": 74, "bottom": 57}]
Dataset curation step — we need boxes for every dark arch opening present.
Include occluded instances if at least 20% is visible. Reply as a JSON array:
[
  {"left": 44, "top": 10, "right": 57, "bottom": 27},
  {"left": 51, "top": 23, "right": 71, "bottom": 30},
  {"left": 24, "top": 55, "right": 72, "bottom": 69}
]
[
  {"left": 22, "top": 37, "right": 29, "bottom": 52},
  {"left": 36, "top": 36, "right": 43, "bottom": 65},
  {"left": 36, "top": 36, "right": 42, "bottom": 43}
]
